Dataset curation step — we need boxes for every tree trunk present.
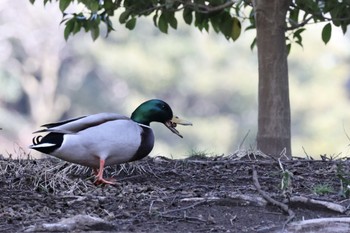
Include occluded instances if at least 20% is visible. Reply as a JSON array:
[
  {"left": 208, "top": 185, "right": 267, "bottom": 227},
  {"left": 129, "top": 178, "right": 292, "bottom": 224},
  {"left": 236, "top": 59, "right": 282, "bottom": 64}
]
[{"left": 253, "top": 0, "right": 291, "bottom": 157}]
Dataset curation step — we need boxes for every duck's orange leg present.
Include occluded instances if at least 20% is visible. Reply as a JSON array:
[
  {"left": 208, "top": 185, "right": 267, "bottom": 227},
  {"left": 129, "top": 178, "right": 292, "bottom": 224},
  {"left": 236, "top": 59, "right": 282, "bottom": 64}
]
[{"left": 94, "top": 159, "right": 116, "bottom": 185}]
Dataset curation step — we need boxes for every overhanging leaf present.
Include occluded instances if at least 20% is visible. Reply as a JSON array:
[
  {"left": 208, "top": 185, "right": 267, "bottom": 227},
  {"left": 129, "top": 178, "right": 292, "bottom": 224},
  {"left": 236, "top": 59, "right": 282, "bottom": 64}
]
[
  {"left": 72, "top": 20, "right": 81, "bottom": 35},
  {"left": 286, "top": 43, "right": 291, "bottom": 55},
  {"left": 341, "top": 23, "right": 347, "bottom": 34},
  {"left": 86, "top": 1, "right": 99, "bottom": 12},
  {"left": 250, "top": 37, "right": 256, "bottom": 50},
  {"left": 231, "top": 17, "right": 241, "bottom": 41},
  {"left": 119, "top": 10, "right": 130, "bottom": 24},
  {"left": 158, "top": 13, "right": 168, "bottom": 33},
  {"left": 218, "top": 13, "right": 232, "bottom": 40},
  {"left": 209, "top": 14, "right": 221, "bottom": 33},
  {"left": 168, "top": 14, "right": 178, "bottom": 29},
  {"left": 90, "top": 26, "right": 100, "bottom": 41},
  {"left": 125, "top": 18, "right": 137, "bottom": 30},
  {"left": 59, "top": 0, "right": 71, "bottom": 12},
  {"left": 153, "top": 12, "right": 158, "bottom": 27},
  {"left": 245, "top": 25, "right": 256, "bottom": 31},
  {"left": 321, "top": 23, "right": 332, "bottom": 44},
  {"left": 183, "top": 8, "right": 193, "bottom": 25},
  {"left": 194, "top": 12, "right": 209, "bottom": 32},
  {"left": 64, "top": 19, "right": 75, "bottom": 40}
]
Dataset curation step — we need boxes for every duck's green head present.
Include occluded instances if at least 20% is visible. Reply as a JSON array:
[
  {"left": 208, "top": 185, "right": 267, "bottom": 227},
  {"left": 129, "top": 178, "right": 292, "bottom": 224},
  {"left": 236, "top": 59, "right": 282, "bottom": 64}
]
[{"left": 131, "top": 99, "right": 192, "bottom": 138}]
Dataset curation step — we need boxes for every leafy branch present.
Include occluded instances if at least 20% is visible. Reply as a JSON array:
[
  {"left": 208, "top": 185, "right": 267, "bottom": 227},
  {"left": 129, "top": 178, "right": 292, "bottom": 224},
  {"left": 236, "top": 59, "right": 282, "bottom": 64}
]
[{"left": 29, "top": 0, "right": 350, "bottom": 49}]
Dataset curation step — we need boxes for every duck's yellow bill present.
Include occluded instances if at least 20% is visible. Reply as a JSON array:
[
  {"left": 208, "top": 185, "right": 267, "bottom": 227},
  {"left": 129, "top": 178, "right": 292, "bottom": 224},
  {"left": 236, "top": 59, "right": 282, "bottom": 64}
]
[{"left": 165, "top": 116, "right": 192, "bottom": 138}]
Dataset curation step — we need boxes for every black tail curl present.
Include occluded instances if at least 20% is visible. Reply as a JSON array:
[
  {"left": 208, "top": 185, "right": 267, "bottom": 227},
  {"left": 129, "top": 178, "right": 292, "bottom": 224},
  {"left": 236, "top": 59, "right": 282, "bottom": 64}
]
[
  {"left": 30, "top": 132, "right": 64, "bottom": 154},
  {"left": 32, "top": 135, "right": 43, "bottom": 145}
]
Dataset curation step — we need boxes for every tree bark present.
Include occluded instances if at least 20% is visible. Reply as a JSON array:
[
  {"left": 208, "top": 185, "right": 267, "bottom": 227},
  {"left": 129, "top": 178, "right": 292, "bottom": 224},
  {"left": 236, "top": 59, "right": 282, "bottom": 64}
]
[{"left": 253, "top": 0, "right": 291, "bottom": 157}]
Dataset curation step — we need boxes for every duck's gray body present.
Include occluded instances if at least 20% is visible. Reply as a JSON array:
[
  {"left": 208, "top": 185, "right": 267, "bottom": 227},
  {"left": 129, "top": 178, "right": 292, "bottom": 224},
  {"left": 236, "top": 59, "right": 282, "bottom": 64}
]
[{"left": 31, "top": 113, "right": 154, "bottom": 168}]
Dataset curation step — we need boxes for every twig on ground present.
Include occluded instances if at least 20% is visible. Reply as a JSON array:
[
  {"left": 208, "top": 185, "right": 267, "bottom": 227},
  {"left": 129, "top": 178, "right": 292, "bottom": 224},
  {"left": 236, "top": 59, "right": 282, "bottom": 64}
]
[
  {"left": 289, "top": 196, "right": 347, "bottom": 213},
  {"left": 180, "top": 193, "right": 267, "bottom": 207},
  {"left": 252, "top": 166, "right": 295, "bottom": 227},
  {"left": 302, "top": 146, "right": 311, "bottom": 160},
  {"left": 160, "top": 201, "right": 207, "bottom": 215},
  {"left": 160, "top": 213, "right": 207, "bottom": 222},
  {"left": 284, "top": 217, "right": 350, "bottom": 233}
]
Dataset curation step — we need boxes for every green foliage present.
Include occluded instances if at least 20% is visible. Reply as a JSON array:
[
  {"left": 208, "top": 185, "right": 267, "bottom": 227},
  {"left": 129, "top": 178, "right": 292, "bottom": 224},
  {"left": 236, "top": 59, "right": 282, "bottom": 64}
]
[
  {"left": 59, "top": 0, "right": 71, "bottom": 12},
  {"left": 321, "top": 23, "right": 332, "bottom": 44},
  {"left": 312, "top": 184, "right": 333, "bottom": 195},
  {"left": 125, "top": 17, "right": 137, "bottom": 30},
  {"left": 30, "top": 0, "right": 248, "bottom": 42},
  {"left": 231, "top": 17, "right": 241, "bottom": 41},
  {"left": 280, "top": 169, "right": 293, "bottom": 191},
  {"left": 29, "top": 1, "right": 350, "bottom": 49},
  {"left": 337, "top": 164, "right": 350, "bottom": 198},
  {"left": 183, "top": 8, "right": 193, "bottom": 25},
  {"left": 286, "top": 0, "right": 350, "bottom": 51},
  {"left": 278, "top": 160, "right": 293, "bottom": 199}
]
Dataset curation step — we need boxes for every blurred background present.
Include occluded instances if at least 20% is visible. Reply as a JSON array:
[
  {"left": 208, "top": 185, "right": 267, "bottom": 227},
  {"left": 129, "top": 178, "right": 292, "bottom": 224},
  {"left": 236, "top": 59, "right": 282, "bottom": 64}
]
[{"left": 1, "top": 0, "right": 350, "bottom": 159}]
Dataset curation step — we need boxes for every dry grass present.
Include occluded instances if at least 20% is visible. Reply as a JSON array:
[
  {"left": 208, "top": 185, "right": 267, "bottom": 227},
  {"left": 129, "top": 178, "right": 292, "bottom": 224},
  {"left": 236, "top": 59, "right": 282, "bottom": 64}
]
[
  {"left": 0, "top": 145, "right": 158, "bottom": 195},
  {"left": 0, "top": 157, "right": 90, "bottom": 193}
]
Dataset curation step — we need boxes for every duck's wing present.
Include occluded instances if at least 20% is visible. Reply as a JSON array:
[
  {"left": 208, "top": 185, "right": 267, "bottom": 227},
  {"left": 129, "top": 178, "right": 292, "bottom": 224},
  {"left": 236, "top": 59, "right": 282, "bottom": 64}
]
[{"left": 33, "top": 113, "right": 130, "bottom": 134}]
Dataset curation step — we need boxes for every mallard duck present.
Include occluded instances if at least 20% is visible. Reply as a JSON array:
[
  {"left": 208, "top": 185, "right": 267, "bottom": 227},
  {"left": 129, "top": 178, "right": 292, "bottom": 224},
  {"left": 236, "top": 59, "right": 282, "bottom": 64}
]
[{"left": 30, "top": 99, "right": 192, "bottom": 185}]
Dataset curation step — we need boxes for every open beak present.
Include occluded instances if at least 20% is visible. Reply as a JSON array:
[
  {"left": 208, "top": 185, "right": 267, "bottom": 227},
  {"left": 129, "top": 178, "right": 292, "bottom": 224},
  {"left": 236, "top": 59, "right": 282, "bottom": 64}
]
[{"left": 165, "top": 116, "right": 193, "bottom": 138}]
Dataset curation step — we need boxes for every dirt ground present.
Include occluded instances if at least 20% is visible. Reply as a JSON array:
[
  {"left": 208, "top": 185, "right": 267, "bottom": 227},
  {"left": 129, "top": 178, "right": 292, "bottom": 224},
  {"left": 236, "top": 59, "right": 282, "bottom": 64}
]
[{"left": 1, "top": 153, "right": 350, "bottom": 232}]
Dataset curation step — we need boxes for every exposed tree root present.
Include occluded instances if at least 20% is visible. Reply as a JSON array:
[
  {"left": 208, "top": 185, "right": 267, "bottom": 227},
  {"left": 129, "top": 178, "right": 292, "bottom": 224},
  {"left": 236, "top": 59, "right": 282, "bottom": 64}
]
[
  {"left": 281, "top": 217, "right": 350, "bottom": 233},
  {"left": 252, "top": 166, "right": 295, "bottom": 226},
  {"left": 180, "top": 194, "right": 267, "bottom": 207},
  {"left": 289, "top": 196, "right": 348, "bottom": 213},
  {"left": 24, "top": 214, "right": 114, "bottom": 232}
]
